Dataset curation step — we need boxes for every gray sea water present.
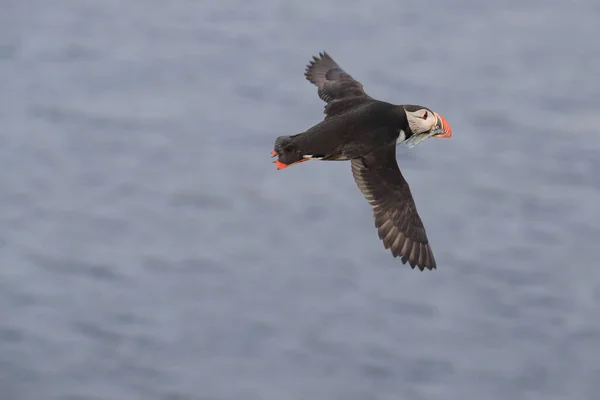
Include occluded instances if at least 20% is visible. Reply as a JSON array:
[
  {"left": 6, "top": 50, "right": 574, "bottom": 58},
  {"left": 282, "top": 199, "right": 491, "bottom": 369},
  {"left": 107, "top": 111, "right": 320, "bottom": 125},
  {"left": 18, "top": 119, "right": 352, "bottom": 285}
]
[{"left": 2, "top": 1, "right": 600, "bottom": 399}]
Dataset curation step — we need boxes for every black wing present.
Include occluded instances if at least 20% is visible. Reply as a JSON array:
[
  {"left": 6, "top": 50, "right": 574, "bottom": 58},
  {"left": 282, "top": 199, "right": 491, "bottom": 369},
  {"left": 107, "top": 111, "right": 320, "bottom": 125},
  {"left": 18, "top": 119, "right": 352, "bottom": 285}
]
[
  {"left": 350, "top": 145, "right": 437, "bottom": 270},
  {"left": 304, "top": 52, "right": 372, "bottom": 117}
]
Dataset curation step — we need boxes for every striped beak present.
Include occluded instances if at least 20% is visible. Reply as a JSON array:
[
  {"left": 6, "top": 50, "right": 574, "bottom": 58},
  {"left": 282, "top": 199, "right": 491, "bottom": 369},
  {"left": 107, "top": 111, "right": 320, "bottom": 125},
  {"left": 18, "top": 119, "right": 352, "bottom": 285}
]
[{"left": 432, "top": 113, "right": 452, "bottom": 138}]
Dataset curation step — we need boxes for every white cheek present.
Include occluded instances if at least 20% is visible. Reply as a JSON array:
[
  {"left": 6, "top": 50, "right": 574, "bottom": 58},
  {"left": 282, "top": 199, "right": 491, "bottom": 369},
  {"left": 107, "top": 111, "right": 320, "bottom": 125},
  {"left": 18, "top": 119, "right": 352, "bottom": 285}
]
[
  {"left": 407, "top": 117, "right": 423, "bottom": 134},
  {"left": 396, "top": 129, "right": 406, "bottom": 144}
]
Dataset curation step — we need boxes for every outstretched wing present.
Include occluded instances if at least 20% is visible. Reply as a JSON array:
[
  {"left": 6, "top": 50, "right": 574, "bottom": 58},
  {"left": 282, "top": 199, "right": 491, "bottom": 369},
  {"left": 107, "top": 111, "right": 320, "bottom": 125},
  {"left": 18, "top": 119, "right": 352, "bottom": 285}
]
[
  {"left": 350, "top": 145, "right": 437, "bottom": 270},
  {"left": 305, "top": 52, "right": 372, "bottom": 117}
]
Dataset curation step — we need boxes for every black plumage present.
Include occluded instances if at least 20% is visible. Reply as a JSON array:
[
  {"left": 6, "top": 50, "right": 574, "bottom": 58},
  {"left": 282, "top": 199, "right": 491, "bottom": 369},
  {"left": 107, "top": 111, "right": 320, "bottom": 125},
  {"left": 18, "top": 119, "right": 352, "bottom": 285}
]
[
  {"left": 272, "top": 52, "right": 452, "bottom": 270},
  {"left": 350, "top": 146, "right": 436, "bottom": 270}
]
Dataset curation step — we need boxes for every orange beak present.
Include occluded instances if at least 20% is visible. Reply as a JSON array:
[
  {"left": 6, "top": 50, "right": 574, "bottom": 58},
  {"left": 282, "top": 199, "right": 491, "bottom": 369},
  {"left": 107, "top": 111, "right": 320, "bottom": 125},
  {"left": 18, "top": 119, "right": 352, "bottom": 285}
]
[{"left": 433, "top": 113, "right": 452, "bottom": 138}]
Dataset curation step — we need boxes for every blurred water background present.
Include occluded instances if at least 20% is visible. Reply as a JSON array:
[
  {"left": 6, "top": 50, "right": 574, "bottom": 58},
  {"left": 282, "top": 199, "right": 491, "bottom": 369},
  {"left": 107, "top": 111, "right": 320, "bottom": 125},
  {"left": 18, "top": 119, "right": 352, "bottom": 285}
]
[{"left": 2, "top": 0, "right": 600, "bottom": 399}]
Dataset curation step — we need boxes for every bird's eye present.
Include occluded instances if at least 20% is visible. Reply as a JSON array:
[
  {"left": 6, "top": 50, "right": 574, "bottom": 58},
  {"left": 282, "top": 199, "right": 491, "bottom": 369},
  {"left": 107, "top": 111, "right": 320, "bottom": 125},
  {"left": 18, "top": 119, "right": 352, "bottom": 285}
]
[{"left": 421, "top": 111, "right": 428, "bottom": 120}]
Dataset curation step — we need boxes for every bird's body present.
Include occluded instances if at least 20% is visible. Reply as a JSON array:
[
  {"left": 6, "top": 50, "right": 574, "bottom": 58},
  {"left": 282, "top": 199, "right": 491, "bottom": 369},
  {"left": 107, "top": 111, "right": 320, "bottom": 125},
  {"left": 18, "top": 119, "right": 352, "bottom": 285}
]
[
  {"left": 271, "top": 52, "right": 452, "bottom": 271},
  {"left": 275, "top": 101, "right": 404, "bottom": 164}
]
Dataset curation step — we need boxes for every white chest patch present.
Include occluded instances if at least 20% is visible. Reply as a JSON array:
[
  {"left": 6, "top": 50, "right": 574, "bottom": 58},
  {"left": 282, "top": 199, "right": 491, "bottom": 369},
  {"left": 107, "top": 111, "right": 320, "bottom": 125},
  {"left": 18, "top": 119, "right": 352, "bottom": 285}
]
[{"left": 396, "top": 129, "right": 407, "bottom": 144}]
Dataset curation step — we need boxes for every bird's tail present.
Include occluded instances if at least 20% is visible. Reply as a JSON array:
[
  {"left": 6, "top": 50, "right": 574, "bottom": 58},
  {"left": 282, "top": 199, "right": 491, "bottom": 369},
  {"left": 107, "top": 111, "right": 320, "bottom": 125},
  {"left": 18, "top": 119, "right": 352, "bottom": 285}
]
[{"left": 271, "top": 135, "right": 311, "bottom": 170}]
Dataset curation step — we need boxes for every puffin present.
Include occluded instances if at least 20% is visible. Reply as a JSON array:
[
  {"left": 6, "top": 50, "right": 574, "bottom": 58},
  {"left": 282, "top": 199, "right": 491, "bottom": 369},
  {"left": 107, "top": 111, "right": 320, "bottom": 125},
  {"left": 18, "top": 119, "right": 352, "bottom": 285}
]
[{"left": 271, "top": 52, "right": 452, "bottom": 270}]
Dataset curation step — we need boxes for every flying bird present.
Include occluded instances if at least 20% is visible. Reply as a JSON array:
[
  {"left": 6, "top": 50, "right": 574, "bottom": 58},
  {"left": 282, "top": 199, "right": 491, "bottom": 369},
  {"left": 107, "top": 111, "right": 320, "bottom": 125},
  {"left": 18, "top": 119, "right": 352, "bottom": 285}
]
[{"left": 271, "top": 52, "right": 452, "bottom": 270}]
